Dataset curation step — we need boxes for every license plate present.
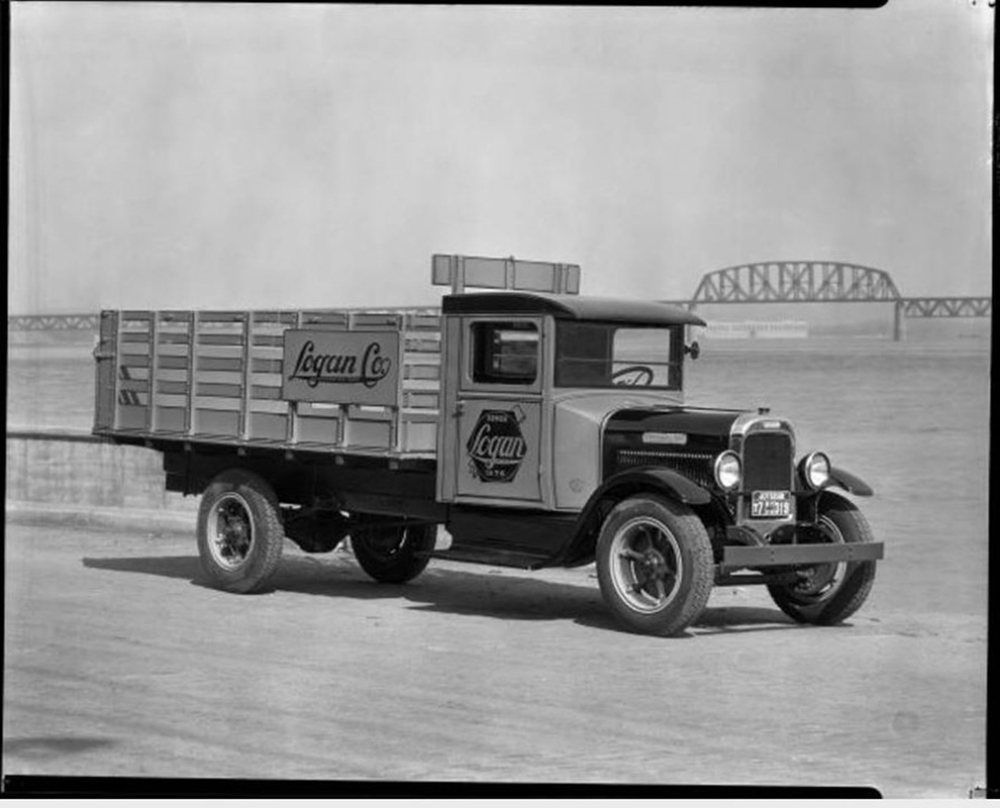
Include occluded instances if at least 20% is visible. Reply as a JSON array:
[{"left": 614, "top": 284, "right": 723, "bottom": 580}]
[{"left": 751, "top": 490, "right": 792, "bottom": 518}]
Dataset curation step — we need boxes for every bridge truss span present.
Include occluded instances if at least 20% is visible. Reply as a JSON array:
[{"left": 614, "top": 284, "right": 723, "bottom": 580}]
[
  {"left": 900, "top": 297, "right": 992, "bottom": 318},
  {"left": 8, "top": 314, "right": 99, "bottom": 331},
  {"left": 691, "top": 261, "right": 903, "bottom": 305}
]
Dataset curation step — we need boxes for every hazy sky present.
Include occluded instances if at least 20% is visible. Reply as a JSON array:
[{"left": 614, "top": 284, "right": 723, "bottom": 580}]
[{"left": 8, "top": 2, "right": 994, "bottom": 313}]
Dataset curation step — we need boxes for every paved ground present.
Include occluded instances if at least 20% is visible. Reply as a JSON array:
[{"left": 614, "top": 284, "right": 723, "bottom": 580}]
[{"left": 2, "top": 522, "right": 987, "bottom": 796}]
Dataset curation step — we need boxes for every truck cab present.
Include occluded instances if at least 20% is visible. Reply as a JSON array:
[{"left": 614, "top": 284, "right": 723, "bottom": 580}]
[{"left": 437, "top": 291, "right": 699, "bottom": 512}]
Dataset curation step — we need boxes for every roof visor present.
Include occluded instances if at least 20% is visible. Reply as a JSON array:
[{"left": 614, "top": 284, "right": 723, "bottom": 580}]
[{"left": 442, "top": 292, "right": 706, "bottom": 327}]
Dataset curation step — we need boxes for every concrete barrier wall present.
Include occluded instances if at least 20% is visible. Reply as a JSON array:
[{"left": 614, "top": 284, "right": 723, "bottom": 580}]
[{"left": 6, "top": 429, "right": 197, "bottom": 532}]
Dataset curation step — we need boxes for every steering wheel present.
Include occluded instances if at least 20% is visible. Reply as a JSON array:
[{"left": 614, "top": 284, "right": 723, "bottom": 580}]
[{"left": 612, "top": 365, "right": 655, "bottom": 386}]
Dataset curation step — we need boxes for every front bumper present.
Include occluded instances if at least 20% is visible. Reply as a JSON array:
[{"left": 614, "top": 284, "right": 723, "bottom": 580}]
[{"left": 719, "top": 541, "right": 884, "bottom": 570}]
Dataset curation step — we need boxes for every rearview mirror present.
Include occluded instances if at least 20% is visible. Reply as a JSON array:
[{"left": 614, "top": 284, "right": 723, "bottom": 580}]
[{"left": 685, "top": 341, "right": 701, "bottom": 361}]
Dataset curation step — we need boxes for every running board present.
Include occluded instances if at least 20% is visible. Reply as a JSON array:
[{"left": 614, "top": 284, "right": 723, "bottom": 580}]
[{"left": 431, "top": 545, "right": 553, "bottom": 570}]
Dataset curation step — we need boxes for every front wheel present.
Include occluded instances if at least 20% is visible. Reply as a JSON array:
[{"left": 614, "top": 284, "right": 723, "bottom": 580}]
[
  {"left": 197, "top": 469, "right": 285, "bottom": 593},
  {"left": 596, "top": 495, "right": 714, "bottom": 636},
  {"left": 351, "top": 521, "right": 435, "bottom": 584},
  {"left": 767, "top": 492, "right": 877, "bottom": 625}
]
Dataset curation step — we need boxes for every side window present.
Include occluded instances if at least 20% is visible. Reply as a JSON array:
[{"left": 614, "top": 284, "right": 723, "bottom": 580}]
[{"left": 471, "top": 321, "right": 539, "bottom": 385}]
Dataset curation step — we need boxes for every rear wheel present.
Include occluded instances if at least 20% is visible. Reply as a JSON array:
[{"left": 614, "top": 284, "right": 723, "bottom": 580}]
[
  {"left": 352, "top": 521, "right": 435, "bottom": 584},
  {"left": 767, "top": 492, "right": 877, "bottom": 625},
  {"left": 596, "top": 495, "right": 714, "bottom": 636},
  {"left": 197, "top": 469, "right": 284, "bottom": 593}
]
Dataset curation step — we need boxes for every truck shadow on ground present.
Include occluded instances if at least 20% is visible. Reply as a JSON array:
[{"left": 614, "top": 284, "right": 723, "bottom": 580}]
[{"left": 82, "top": 553, "right": 805, "bottom": 636}]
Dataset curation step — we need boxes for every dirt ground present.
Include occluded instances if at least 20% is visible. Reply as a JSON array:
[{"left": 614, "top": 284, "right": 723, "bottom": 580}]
[{"left": 2, "top": 521, "right": 987, "bottom": 797}]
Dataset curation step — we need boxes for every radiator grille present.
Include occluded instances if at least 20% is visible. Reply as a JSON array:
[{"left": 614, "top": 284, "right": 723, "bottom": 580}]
[
  {"left": 742, "top": 433, "right": 793, "bottom": 490},
  {"left": 615, "top": 449, "right": 715, "bottom": 489}
]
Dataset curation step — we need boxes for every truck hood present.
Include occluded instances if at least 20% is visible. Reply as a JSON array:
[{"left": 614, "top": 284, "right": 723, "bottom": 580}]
[
  {"left": 553, "top": 391, "right": 746, "bottom": 442},
  {"left": 604, "top": 406, "right": 745, "bottom": 441}
]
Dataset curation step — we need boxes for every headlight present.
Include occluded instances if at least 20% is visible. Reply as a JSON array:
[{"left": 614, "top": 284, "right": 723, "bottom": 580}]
[
  {"left": 800, "top": 451, "right": 831, "bottom": 490},
  {"left": 714, "top": 451, "right": 742, "bottom": 491}
]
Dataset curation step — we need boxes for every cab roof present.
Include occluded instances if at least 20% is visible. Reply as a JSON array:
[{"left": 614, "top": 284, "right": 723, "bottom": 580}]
[{"left": 442, "top": 291, "right": 706, "bottom": 327}]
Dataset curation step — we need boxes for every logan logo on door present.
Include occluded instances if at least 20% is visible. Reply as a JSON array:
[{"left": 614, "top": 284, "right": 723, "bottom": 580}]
[
  {"left": 282, "top": 330, "right": 399, "bottom": 406},
  {"left": 466, "top": 407, "right": 528, "bottom": 483}
]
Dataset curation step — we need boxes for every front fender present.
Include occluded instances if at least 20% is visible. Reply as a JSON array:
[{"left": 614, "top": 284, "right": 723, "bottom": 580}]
[
  {"left": 557, "top": 467, "right": 713, "bottom": 567},
  {"left": 828, "top": 466, "right": 874, "bottom": 497},
  {"left": 796, "top": 464, "right": 874, "bottom": 497},
  {"left": 587, "top": 467, "right": 713, "bottom": 509}
]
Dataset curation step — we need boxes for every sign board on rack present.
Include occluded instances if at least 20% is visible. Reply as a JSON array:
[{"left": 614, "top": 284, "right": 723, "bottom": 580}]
[{"left": 281, "top": 330, "right": 400, "bottom": 406}]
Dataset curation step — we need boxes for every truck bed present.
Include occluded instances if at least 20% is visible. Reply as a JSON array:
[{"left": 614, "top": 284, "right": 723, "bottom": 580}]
[{"left": 93, "top": 307, "right": 443, "bottom": 459}]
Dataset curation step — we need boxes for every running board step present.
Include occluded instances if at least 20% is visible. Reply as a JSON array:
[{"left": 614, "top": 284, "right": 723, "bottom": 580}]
[{"left": 431, "top": 546, "right": 553, "bottom": 570}]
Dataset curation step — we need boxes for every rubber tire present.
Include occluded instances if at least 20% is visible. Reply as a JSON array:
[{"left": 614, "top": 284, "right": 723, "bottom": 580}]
[
  {"left": 767, "top": 491, "right": 877, "bottom": 625},
  {"left": 196, "top": 469, "right": 285, "bottom": 594},
  {"left": 595, "top": 495, "right": 714, "bottom": 637},
  {"left": 352, "top": 522, "right": 435, "bottom": 584}
]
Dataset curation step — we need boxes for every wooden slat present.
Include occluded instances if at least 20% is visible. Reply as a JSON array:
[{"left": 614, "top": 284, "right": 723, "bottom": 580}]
[
  {"left": 252, "top": 358, "right": 283, "bottom": 373},
  {"left": 301, "top": 311, "right": 349, "bottom": 326},
  {"left": 404, "top": 338, "right": 440, "bottom": 353},
  {"left": 156, "top": 378, "right": 189, "bottom": 394},
  {"left": 159, "top": 355, "right": 189, "bottom": 370},
  {"left": 119, "top": 379, "right": 149, "bottom": 392},
  {"left": 250, "top": 385, "right": 283, "bottom": 400},
  {"left": 252, "top": 311, "right": 298, "bottom": 325},
  {"left": 196, "top": 382, "right": 243, "bottom": 398},
  {"left": 198, "top": 311, "right": 247, "bottom": 323},
  {"left": 252, "top": 334, "right": 285, "bottom": 347},
  {"left": 405, "top": 313, "right": 442, "bottom": 330},
  {"left": 351, "top": 312, "right": 402, "bottom": 329},
  {"left": 346, "top": 405, "right": 393, "bottom": 421},
  {"left": 403, "top": 392, "right": 439, "bottom": 409},
  {"left": 196, "top": 357, "right": 243, "bottom": 372},
  {"left": 197, "top": 333, "right": 245, "bottom": 346},
  {"left": 404, "top": 364, "right": 441, "bottom": 380},
  {"left": 247, "top": 398, "right": 289, "bottom": 414},
  {"left": 401, "top": 409, "right": 440, "bottom": 422},
  {"left": 154, "top": 393, "right": 188, "bottom": 407},
  {"left": 193, "top": 396, "right": 243, "bottom": 411},
  {"left": 158, "top": 311, "right": 193, "bottom": 323}
]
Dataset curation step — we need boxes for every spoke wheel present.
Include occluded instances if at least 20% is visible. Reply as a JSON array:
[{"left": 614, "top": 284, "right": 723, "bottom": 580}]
[
  {"left": 352, "top": 521, "right": 435, "bottom": 584},
  {"left": 609, "top": 518, "right": 684, "bottom": 614},
  {"left": 596, "top": 495, "right": 713, "bottom": 636},
  {"left": 197, "top": 469, "right": 284, "bottom": 594},
  {"left": 767, "top": 492, "right": 877, "bottom": 625}
]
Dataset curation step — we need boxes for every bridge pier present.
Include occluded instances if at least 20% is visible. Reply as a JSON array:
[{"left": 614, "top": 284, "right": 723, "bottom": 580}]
[{"left": 893, "top": 302, "right": 905, "bottom": 342}]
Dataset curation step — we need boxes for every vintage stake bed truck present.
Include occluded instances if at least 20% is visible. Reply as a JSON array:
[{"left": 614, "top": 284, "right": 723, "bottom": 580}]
[{"left": 93, "top": 254, "right": 883, "bottom": 636}]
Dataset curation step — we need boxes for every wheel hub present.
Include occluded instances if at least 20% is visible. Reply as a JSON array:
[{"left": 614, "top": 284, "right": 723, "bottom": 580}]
[
  {"left": 208, "top": 495, "right": 255, "bottom": 569},
  {"left": 610, "top": 517, "right": 683, "bottom": 614}
]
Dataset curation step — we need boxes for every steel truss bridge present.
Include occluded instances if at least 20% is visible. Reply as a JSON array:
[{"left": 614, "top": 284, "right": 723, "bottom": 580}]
[
  {"left": 7, "top": 262, "right": 992, "bottom": 341},
  {"left": 8, "top": 314, "right": 100, "bottom": 331},
  {"left": 672, "top": 261, "right": 991, "bottom": 340}
]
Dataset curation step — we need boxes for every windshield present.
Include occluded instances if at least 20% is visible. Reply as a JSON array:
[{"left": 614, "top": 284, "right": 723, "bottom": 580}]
[{"left": 555, "top": 322, "right": 682, "bottom": 390}]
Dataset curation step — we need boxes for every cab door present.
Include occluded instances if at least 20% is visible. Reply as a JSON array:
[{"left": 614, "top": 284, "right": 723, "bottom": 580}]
[{"left": 447, "top": 317, "right": 545, "bottom": 505}]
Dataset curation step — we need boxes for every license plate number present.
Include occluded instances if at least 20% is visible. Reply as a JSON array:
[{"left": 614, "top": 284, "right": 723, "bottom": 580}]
[{"left": 751, "top": 490, "right": 791, "bottom": 518}]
